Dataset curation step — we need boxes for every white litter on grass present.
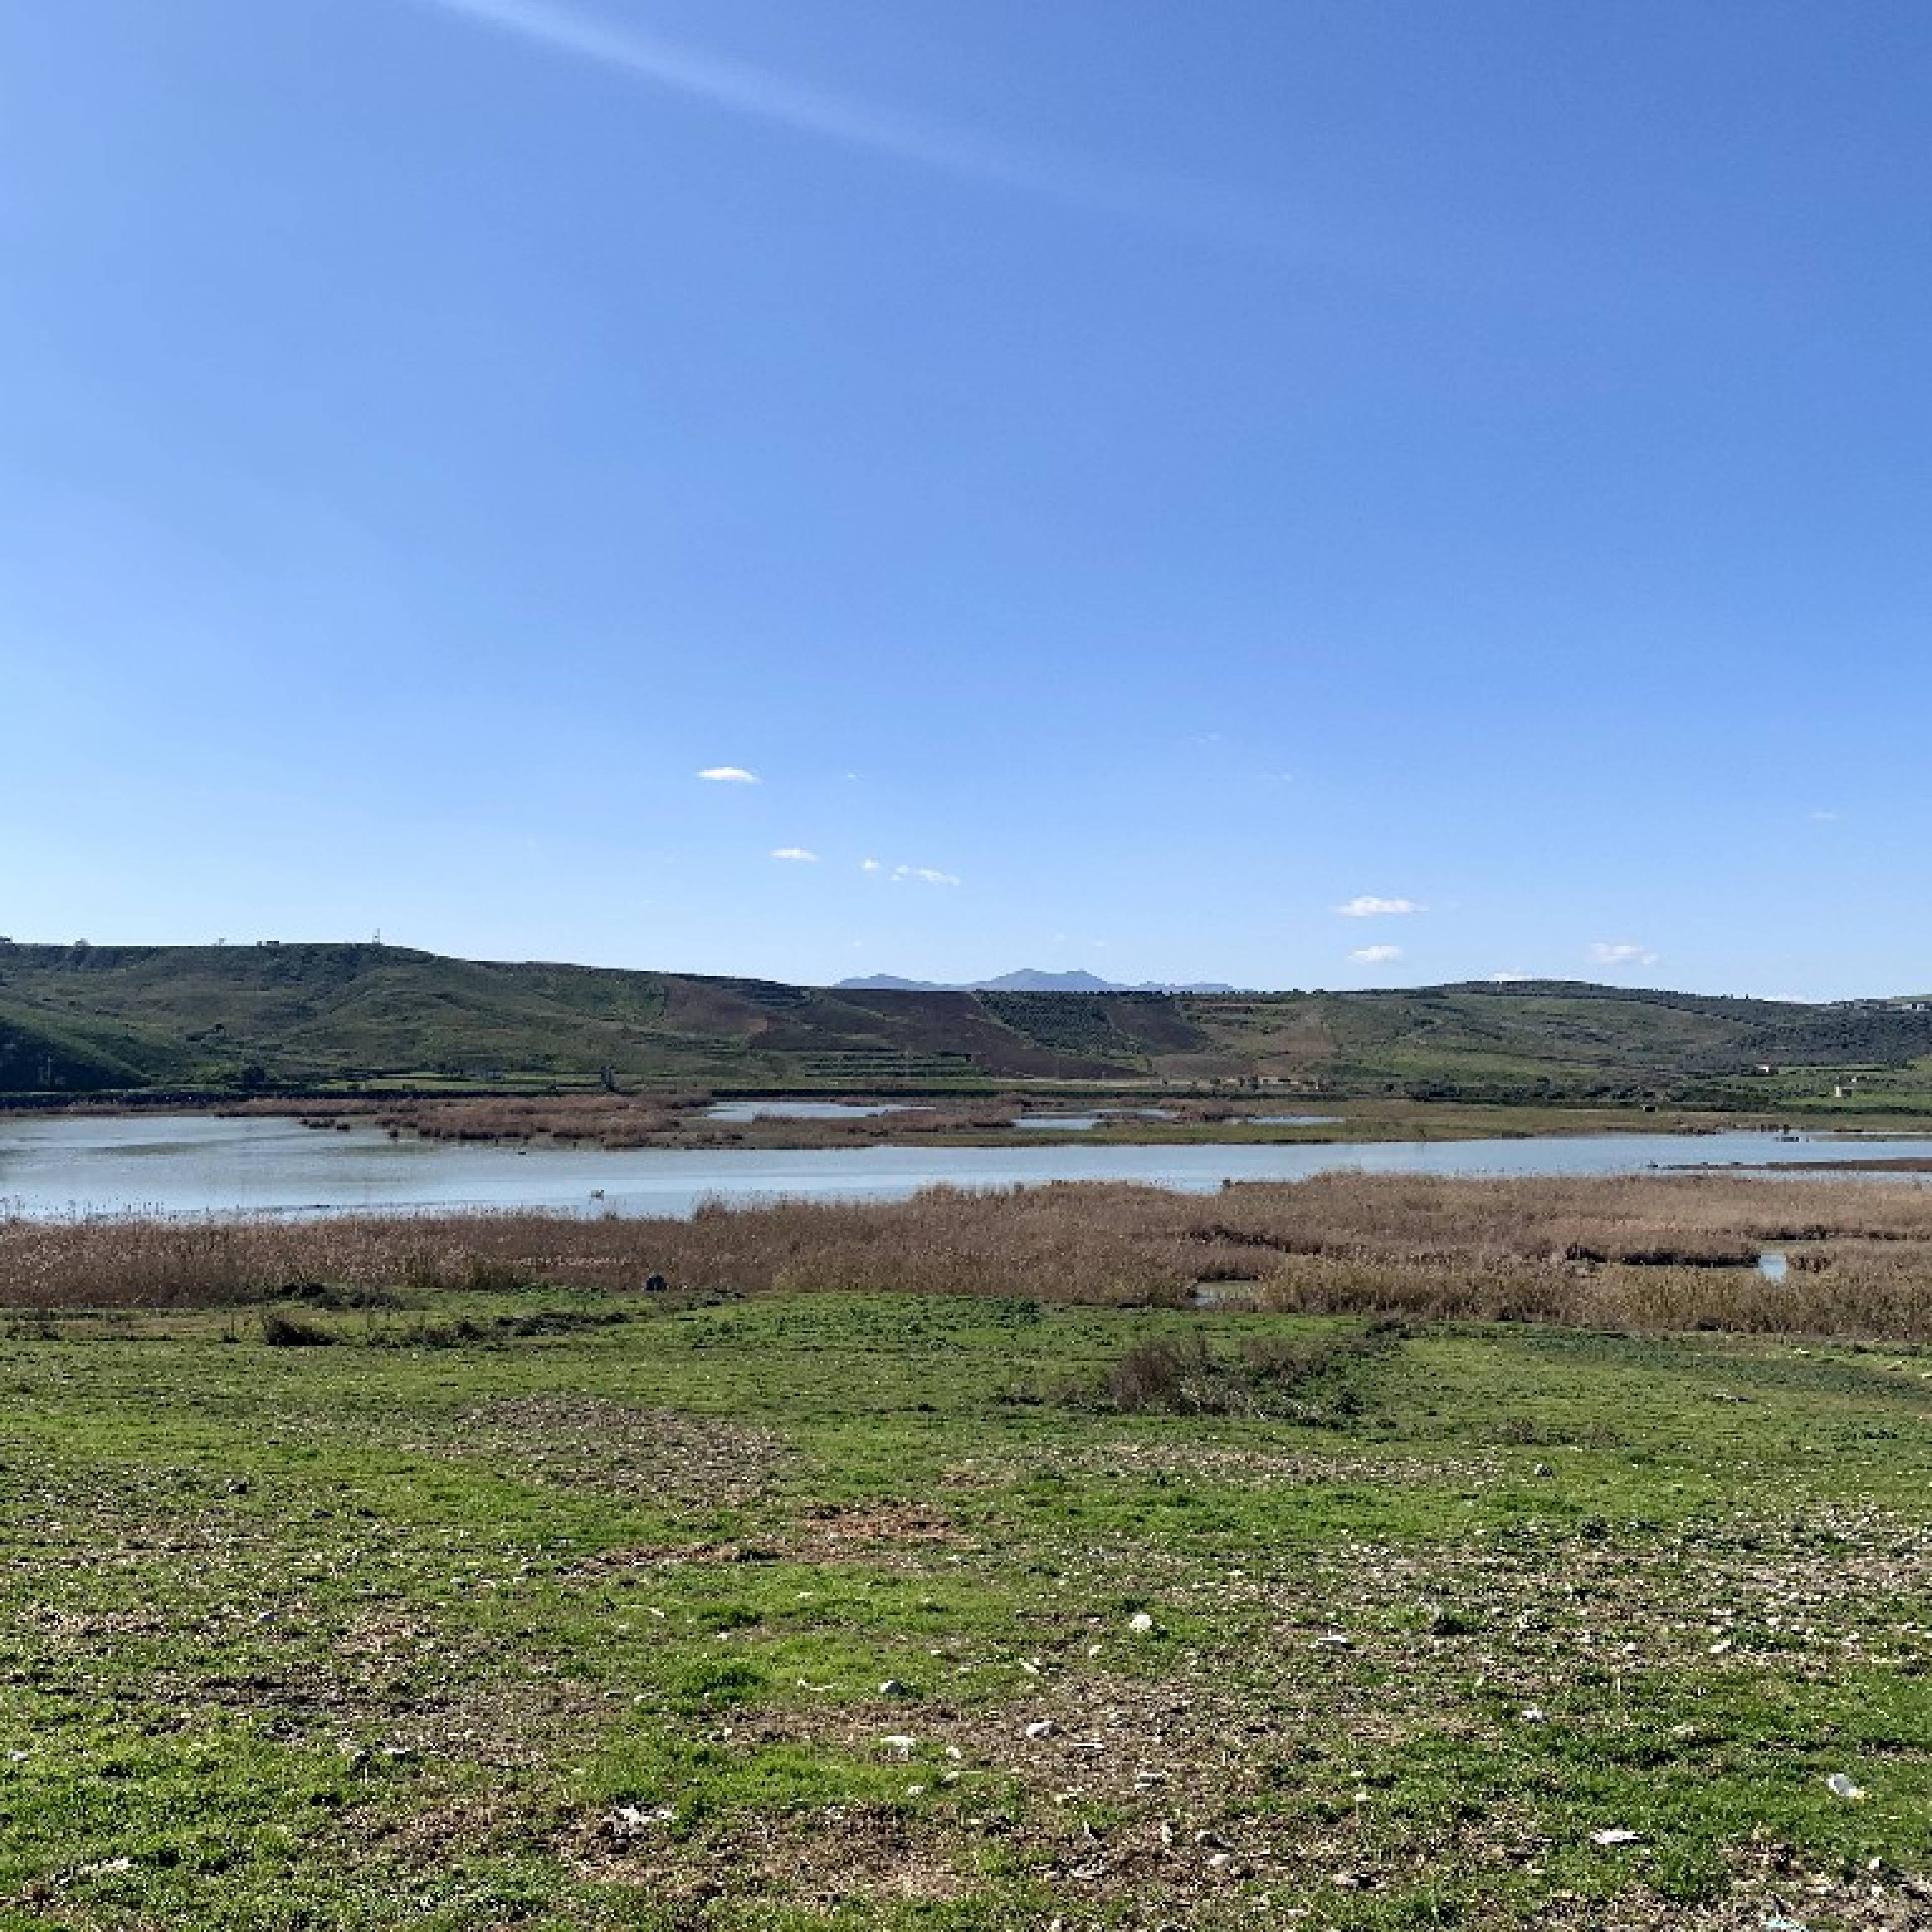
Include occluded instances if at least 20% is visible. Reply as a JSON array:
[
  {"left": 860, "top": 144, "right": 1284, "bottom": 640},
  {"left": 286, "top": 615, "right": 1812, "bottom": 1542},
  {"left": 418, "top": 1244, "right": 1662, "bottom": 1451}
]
[
  {"left": 605, "top": 1804, "right": 674, "bottom": 1834},
  {"left": 1825, "top": 1772, "right": 1866, "bottom": 1800},
  {"left": 1025, "top": 1720, "right": 1057, "bottom": 1740},
  {"left": 1129, "top": 1611, "right": 1156, "bottom": 1634},
  {"left": 1590, "top": 1827, "right": 1640, "bottom": 1846},
  {"left": 880, "top": 1734, "right": 918, "bottom": 1755},
  {"left": 1519, "top": 1706, "right": 1547, "bottom": 1723}
]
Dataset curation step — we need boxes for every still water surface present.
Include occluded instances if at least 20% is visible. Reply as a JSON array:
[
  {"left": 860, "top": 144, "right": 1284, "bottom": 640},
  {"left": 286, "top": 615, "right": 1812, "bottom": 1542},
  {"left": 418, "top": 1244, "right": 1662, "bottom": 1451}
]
[{"left": 2, "top": 1115, "right": 1927, "bottom": 1221}]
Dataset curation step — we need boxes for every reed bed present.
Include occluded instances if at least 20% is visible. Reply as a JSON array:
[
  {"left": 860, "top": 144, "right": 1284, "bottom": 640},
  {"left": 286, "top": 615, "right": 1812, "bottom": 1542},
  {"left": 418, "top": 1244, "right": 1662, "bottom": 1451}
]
[
  {"left": 224, "top": 1093, "right": 1027, "bottom": 1149},
  {"left": 200, "top": 1091, "right": 1775, "bottom": 1149},
  {"left": 6, "top": 1172, "right": 1932, "bottom": 1339}
]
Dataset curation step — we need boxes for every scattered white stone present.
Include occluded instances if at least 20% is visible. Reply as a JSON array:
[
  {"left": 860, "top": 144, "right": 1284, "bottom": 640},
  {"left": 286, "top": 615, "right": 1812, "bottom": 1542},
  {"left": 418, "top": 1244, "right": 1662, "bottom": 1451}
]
[
  {"left": 880, "top": 1734, "right": 918, "bottom": 1755},
  {"left": 606, "top": 1803, "right": 674, "bottom": 1835},
  {"left": 879, "top": 1678, "right": 909, "bottom": 1697},
  {"left": 1315, "top": 1633, "right": 1353, "bottom": 1650},
  {"left": 1826, "top": 1773, "right": 1866, "bottom": 1800},
  {"left": 1129, "top": 1611, "right": 1156, "bottom": 1634},
  {"left": 1519, "top": 1707, "right": 1547, "bottom": 1724},
  {"left": 1025, "top": 1719, "right": 1057, "bottom": 1740}
]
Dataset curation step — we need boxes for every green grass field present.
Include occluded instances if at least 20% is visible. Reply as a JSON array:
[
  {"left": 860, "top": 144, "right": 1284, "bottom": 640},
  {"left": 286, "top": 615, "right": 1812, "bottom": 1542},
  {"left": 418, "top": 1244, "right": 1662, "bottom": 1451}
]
[{"left": 6, "top": 1271, "right": 1931, "bottom": 1928}]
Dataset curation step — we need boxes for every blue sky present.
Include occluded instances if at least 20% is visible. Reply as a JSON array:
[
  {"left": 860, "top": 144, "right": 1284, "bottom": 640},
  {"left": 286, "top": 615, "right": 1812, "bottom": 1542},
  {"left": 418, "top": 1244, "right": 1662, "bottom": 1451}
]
[{"left": 4, "top": 1, "right": 1926, "bottom": 997}]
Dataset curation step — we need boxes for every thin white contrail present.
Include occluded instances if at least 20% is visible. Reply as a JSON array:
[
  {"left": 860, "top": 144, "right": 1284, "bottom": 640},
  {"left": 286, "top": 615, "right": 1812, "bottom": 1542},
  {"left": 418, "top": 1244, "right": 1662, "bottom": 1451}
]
[{"left": 409, "top": 0, "right": 1283, "bottom": 247}]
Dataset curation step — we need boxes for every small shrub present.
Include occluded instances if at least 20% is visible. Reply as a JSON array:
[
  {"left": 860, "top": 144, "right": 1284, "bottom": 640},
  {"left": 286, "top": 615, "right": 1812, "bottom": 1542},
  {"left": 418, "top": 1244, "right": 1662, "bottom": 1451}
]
[
  {"left": 1108, "top": 1335, "right": 1221, "bottom": 1413},
  {"left": 281, "top": 1279, "right": 401, "bottom": 1310},
  {"left": 1103, "top": 1322, "right": 1401, "bottom": 1420},
  {"left": 260, "top": 1308, "right": 337, "bottom": 1346}
]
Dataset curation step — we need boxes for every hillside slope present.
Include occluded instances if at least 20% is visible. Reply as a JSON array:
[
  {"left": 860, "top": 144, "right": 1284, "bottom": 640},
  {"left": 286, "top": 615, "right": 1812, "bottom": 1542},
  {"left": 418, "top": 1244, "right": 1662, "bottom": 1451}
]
[{"left": 1, "top": 943, "right": 1929, "bottom": 1110}]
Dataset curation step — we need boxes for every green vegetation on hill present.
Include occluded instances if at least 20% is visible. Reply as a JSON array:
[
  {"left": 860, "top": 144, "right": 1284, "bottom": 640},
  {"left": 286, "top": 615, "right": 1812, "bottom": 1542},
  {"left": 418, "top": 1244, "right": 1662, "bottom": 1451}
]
[{"left": 3, "top": 941, "right": 1931, "bottom": 1113}]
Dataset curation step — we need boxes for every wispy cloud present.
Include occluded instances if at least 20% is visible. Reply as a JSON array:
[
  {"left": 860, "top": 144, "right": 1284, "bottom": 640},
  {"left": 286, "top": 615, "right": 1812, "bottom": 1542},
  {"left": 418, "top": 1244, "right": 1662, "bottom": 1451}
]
[
  {"left": 1348, "top": 943, "right": 1403, "bottom": 966},
  {"left": 1337, "top": 895, "right": 1422, "bottom": 918},
  {"left": 858, "top": 856, "right": 959, "bottom": 886},
  {"left": 769, "top": 847, "right": 818, "bottom": 863},
  {"left": 1487, "top": 970, "right": 1534, "bottom": 983},
  {"left": 696, "top": 765, "right": 759, "bottom": 784},
  {"left": 412, "top": 0, "right": 1276, "bottom": 244},
  {"left": 1810, "top": 809, "right": 1841, "bottom": 822},
  {"left": 1587, "top": 941, "right": 1658, "bottom": 969}
]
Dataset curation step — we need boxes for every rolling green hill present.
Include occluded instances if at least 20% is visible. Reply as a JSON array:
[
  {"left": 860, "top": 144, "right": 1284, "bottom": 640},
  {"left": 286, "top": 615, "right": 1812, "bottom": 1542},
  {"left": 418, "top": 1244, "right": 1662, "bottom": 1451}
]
[{"left": 2, "top": 940, "right": 1930, "bottom": 1112}]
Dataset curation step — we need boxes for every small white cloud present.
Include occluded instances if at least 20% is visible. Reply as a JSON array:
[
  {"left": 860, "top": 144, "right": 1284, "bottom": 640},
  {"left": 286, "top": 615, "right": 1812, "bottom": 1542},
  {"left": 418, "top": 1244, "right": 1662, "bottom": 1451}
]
[
  {"left": 1587, "top": 941, "right": 1658, "bottom": 969},
  {"left": 1337, "top": 895, "right": 1422, "bottom": 918},
  {"left": 697, "top": 765, "right": 760, "bottom": 784},
  {"left": 860, "top": 857, "right": 961, "bottom": 886},
  {"left": 1349, "top": 944, "right": 1403, "bottom": 965},
  {"left": 770, "top": 847, "right": 819, "bottom": 863},
  {"left": 1810, "top": 809, "right": 1840, "bottom": 822},
  {"left": 1487, "top": 970, "right": 1533, "bottom": 983}
]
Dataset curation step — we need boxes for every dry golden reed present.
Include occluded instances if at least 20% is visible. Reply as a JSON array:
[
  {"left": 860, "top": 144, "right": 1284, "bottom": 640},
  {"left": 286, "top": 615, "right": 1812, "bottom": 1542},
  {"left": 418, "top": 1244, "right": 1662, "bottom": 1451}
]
[{"left": 5, "top": 1172, "right": 1931, "bottom": 1340}]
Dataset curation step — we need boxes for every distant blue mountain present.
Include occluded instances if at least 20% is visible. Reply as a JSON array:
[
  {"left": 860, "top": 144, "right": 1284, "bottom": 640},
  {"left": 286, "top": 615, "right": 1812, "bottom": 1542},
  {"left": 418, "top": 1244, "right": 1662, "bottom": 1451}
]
[{"left": 835, "top": 968, "right": 1240, "bottom": 994}]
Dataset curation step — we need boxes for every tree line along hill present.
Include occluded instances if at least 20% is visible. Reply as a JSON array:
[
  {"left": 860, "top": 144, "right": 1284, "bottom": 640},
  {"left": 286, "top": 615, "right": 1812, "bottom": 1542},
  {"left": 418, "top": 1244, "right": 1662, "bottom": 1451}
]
[{"left": 2, "top": 941, "right": 1930, "bottom": 1115}]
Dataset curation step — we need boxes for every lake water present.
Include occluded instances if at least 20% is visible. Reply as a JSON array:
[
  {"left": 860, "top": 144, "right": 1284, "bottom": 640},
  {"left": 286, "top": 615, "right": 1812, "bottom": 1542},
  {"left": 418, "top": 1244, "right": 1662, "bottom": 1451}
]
[{"left": 2, "top": 1115, "right": 1928, "bottom": 1222}]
